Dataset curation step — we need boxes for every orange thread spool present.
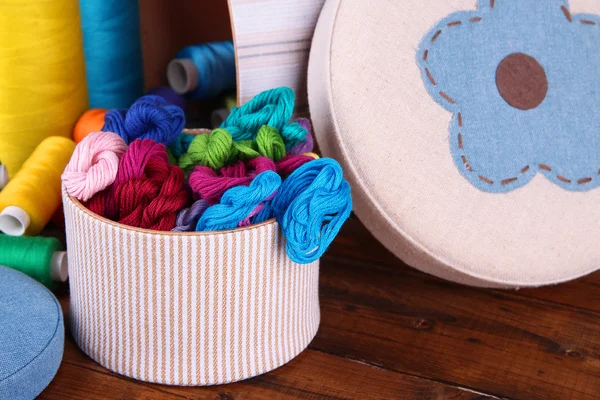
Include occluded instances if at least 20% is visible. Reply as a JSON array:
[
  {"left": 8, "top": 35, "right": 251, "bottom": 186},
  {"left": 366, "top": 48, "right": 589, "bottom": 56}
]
[{"left": 73, "top": 109, "right": 107, "bottom": 143}]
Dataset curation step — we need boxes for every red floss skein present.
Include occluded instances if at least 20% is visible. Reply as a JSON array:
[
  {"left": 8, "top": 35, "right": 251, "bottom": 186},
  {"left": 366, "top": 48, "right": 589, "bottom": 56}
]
[
  {"left": 189, "top": 156, "right": 276, "bottom": 204},
  {"left": 105, "top": 138, "right": 170, "bottom": 219},
  {"left": 115, "top": 157, "right": 190, "bottom": 231}
]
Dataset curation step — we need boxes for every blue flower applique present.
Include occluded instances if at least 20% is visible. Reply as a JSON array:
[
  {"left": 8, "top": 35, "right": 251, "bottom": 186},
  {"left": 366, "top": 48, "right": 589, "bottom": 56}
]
[{"left": 417, "top": 0, "right": 600, "bottom": 193}]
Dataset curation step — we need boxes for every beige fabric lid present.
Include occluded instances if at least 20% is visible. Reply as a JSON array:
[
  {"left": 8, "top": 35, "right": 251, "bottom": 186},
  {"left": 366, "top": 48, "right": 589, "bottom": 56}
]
[{"left": 308, "top": 0, "right": 600, "bottom": 288}]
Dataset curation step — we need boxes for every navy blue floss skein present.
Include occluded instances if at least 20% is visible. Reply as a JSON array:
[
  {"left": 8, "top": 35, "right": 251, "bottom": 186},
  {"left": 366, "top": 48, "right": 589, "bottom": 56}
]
[
  {"left": 196, "top": 171, "right": 282, "bottom": 232},
  {"left": 168, "top": 41, "right": 236, "bottom": 101},
  {"left": 220, "top": 87, "right": 307, "bottom": 149},
  {"left": 103, "top": 95, "right": 185, "bottom": 146},
  {"left": 254, "top": 158, "right": 352, "bottom": 264}
]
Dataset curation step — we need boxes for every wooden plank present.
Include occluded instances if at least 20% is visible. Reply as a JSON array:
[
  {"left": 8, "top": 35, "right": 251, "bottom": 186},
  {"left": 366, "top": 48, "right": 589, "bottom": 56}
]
[
  {"left": 328, "top": 217, "right": 600, "bottom": 314},
  {"left": 46, "top": 332, "right": 495, "bottom": 400},
  {"left": 315, "top": 250, "right": 600, "bottom": 400}
]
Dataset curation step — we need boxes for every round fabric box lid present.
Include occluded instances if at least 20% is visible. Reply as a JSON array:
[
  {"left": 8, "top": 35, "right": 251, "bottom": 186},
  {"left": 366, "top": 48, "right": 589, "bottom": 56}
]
[
  {"left": 308, "top": 0, "right": 600, "bottom": 288},
  {"left": 0, "top": 265, "right": 64, "bottom": 399}
]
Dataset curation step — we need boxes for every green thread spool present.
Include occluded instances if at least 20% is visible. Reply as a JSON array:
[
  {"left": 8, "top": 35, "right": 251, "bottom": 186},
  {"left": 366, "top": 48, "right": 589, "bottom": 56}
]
[
  {"left": 0, "top": 160, "right": 8, "bottom": 190},
  {"left": 0, "top": 235, "right": 68, "bottom": 289}
]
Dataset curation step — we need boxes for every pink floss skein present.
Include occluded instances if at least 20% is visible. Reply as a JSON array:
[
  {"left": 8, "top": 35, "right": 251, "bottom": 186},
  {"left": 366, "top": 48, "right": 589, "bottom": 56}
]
[
  {"left": 62, "top": 131, "right": 128, "bottom": 202},
  {"left": 105, "top": 138, "right": 169, "bottom": 219}
]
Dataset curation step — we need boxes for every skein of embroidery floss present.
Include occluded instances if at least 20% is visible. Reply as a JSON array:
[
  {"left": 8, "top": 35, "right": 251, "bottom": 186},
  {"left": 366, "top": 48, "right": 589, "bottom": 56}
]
[
  {"left": 0, "top": 0, "right": 88, "bottom": 177},
  {"left": 0, "top": 137, "right": 76, "bottom": 236},
  {"left": 167, "top": 41, "right": 237, "bottom": 100},
  {"left": 0, "top": 235, "right": 68, "bottom": 289},
  {"left": 79, "top": 0, "right": 144, "bottom": 109}
]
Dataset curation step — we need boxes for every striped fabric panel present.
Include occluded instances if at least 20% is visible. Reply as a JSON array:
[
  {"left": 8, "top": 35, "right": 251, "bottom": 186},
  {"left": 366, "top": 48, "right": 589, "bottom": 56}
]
[{"left": 63, "top": 192, "right": 320, "bottom": 386}]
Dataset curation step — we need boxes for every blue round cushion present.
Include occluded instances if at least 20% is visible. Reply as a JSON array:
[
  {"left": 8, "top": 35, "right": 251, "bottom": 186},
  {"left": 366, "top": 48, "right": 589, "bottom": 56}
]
[{"left": 0, "top": 265, "right": 64, "bottom": 400}]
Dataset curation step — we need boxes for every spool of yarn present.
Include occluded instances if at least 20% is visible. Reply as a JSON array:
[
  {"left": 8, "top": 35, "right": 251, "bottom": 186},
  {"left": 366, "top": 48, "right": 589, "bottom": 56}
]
[
  {"left": 0, "top": 0, "right": 87, "bottom": 177},
  {"left": 211, "top": 108, "right": 230, "bottom": 129},
  {"left": 197, "top": 171, "right": 281, "bottom": 232},
  {"left": 221, "top": 87, "right": 307, "bottom": 148},
  {"left": 62, "top": 132, "right": 128, "bottom": 202},
  {"left": 0, "top": 161, "right": 8, "bottom": 190},
  {"left": 73, "top": 109, "right": 108, "bottom": 143},
  {"left": 79, "top": 0, "right": 144, "bottom": 109},
  {"left": 0, "top": 137, "right": 75, "bottom": 236},
  {"left": 0, "top": 235, "right": 68, "bottom": 289},
  {"left": 255, "top": 158, "right": 352, "bottom": 264},
  {"left": 148, "top": 86, "right": 187, "bottom": 111},
  {"left": 167, "top": 41, "right": 237, "bottom": 100},
  {"left": 103, "top": 95, "right": 185, "bottom": 146}
]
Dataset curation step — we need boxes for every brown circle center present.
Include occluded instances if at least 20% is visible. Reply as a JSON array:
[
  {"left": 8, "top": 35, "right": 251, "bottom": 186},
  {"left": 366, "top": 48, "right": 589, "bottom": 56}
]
[{"left": 496, "top": 53, "right": 548, "bottom": 110}]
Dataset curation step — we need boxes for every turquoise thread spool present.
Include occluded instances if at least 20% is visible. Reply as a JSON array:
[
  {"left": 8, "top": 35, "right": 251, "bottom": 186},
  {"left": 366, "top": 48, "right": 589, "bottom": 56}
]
[{"left": 79, "top": 0, "right": 144, "bottom": 109}]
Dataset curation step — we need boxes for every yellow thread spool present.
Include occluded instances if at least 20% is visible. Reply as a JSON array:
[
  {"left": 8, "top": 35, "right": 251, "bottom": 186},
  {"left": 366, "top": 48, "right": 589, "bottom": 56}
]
[
  {"left": 0, "top": 0, "right": 88, "bottom": 177},
  {"left": 0, "top": 137, "right": 76, "bottom": 236}
]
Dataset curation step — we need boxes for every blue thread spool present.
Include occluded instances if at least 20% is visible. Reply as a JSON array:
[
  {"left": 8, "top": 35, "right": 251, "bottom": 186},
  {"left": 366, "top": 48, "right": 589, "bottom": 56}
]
[
  {"left": 79, "top": 0, "right": 144, "bottom": 109},
  {"left": 167, "top": 41, "right": 237, "bottom": 100}
]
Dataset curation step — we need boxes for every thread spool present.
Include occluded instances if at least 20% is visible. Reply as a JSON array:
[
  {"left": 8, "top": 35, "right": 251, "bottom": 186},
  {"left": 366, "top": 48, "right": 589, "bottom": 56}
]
[
  {"left": 79, "top": 0, "right": 144, "bottom": 109},
  {"left": 0, "top": 235, "right": 68, "bottom": 288},
  {"left": 0, "top": 0, "right": 87, "bottom": 177},
  {"left": 210, "top": 93, "right": 238, "bottom": 128},
  {"left": 0, "top": 137, "right": 76, "bottom": 236},
  {"left": 73, "top": 109, "right": 108, "bottom": 143},
  {"left": 0, "top": 161, "right": 8, "bottom": 190},
  {"left": 167, "top": 41, "right": 237, "bottom": 100}
]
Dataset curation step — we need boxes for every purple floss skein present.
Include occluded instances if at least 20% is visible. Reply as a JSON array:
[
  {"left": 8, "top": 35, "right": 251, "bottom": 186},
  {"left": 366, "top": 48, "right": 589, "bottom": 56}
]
[
  {"left": 148, "top": 86, "right": 187, "bottom": 111},
  {"left": 172, "top": 199, "right": 210, "bottom": 232},
  {"left": 287, "top": 118, "right": 314, "bottom": 155}
]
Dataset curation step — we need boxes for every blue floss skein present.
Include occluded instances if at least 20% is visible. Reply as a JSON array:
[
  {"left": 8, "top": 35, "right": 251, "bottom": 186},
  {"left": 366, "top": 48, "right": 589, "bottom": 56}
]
[
  {"left": 221, "top": 87, "right": 307, "bottom": 148},
  {"left": 196, "top": 171, "right": 282, "bottom": 232},
  {"left": 103, "top": 95, "right": 185, "bottom": 146},
  {"left": 79, "top": 0, "right": 144, "bottom": 109},
  {"left": 254, "top": 158, "right": 352, "bottom": 264},
  {"left": 168, "top": 41, "right": 236, "bottom": 101}
]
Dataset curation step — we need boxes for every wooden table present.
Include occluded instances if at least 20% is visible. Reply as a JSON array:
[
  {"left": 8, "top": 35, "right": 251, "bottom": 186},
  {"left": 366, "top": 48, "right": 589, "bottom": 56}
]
[{"left": 39, "top": 216, "right": 600, "bottom": 399}]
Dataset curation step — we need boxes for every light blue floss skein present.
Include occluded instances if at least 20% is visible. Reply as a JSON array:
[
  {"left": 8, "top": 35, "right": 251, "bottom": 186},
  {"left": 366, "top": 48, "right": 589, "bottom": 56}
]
[
  {"left": 167, "top": 41, "right": 236, "bottom": 101},
  {"left": 254, "top": 158, "right": 352, "bottom": 264},
  {"left": 79, "top": 0, "right": 144, "bottom": 109},
  {"left": 196, "top": 171, "right": 282, "bottom": 232},
  {"left": 220, "top": 87, "right": 307, "bottom": 149}
]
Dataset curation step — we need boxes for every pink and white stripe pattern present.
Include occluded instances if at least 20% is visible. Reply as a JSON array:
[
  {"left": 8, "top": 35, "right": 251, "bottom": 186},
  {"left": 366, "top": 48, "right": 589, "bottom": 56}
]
[{"left": 63, "top": 190, "right": 320, "bottom": 386}]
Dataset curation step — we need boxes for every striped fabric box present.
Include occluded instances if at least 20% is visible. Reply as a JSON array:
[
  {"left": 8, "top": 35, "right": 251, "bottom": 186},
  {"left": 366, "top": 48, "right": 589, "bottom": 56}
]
[{"left": 63, "top": 190, "right": 320, "bottom": 385}]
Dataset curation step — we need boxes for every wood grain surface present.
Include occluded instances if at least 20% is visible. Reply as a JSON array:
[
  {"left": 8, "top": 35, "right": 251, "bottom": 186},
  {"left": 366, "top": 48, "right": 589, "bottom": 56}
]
[{"left": 39, "top": 217, "right": 600, "bottom": 399}]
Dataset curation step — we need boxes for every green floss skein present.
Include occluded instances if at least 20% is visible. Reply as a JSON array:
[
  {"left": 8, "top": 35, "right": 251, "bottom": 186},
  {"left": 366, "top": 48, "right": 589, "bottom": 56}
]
[
  {"left": 256, "top": 125, "right": 286, "bottom": 161},
  {"left": 0, "top": 235, "right": 68, "bottom": 289}
]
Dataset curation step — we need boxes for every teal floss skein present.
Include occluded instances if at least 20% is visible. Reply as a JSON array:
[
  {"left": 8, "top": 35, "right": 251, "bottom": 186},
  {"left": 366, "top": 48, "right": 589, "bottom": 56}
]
[
  {"left": 79, "top": 0, "right": 144, "bottom": 109},
  {"left": 168, "top": 41, "right": 236, "bottom": 100}
]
